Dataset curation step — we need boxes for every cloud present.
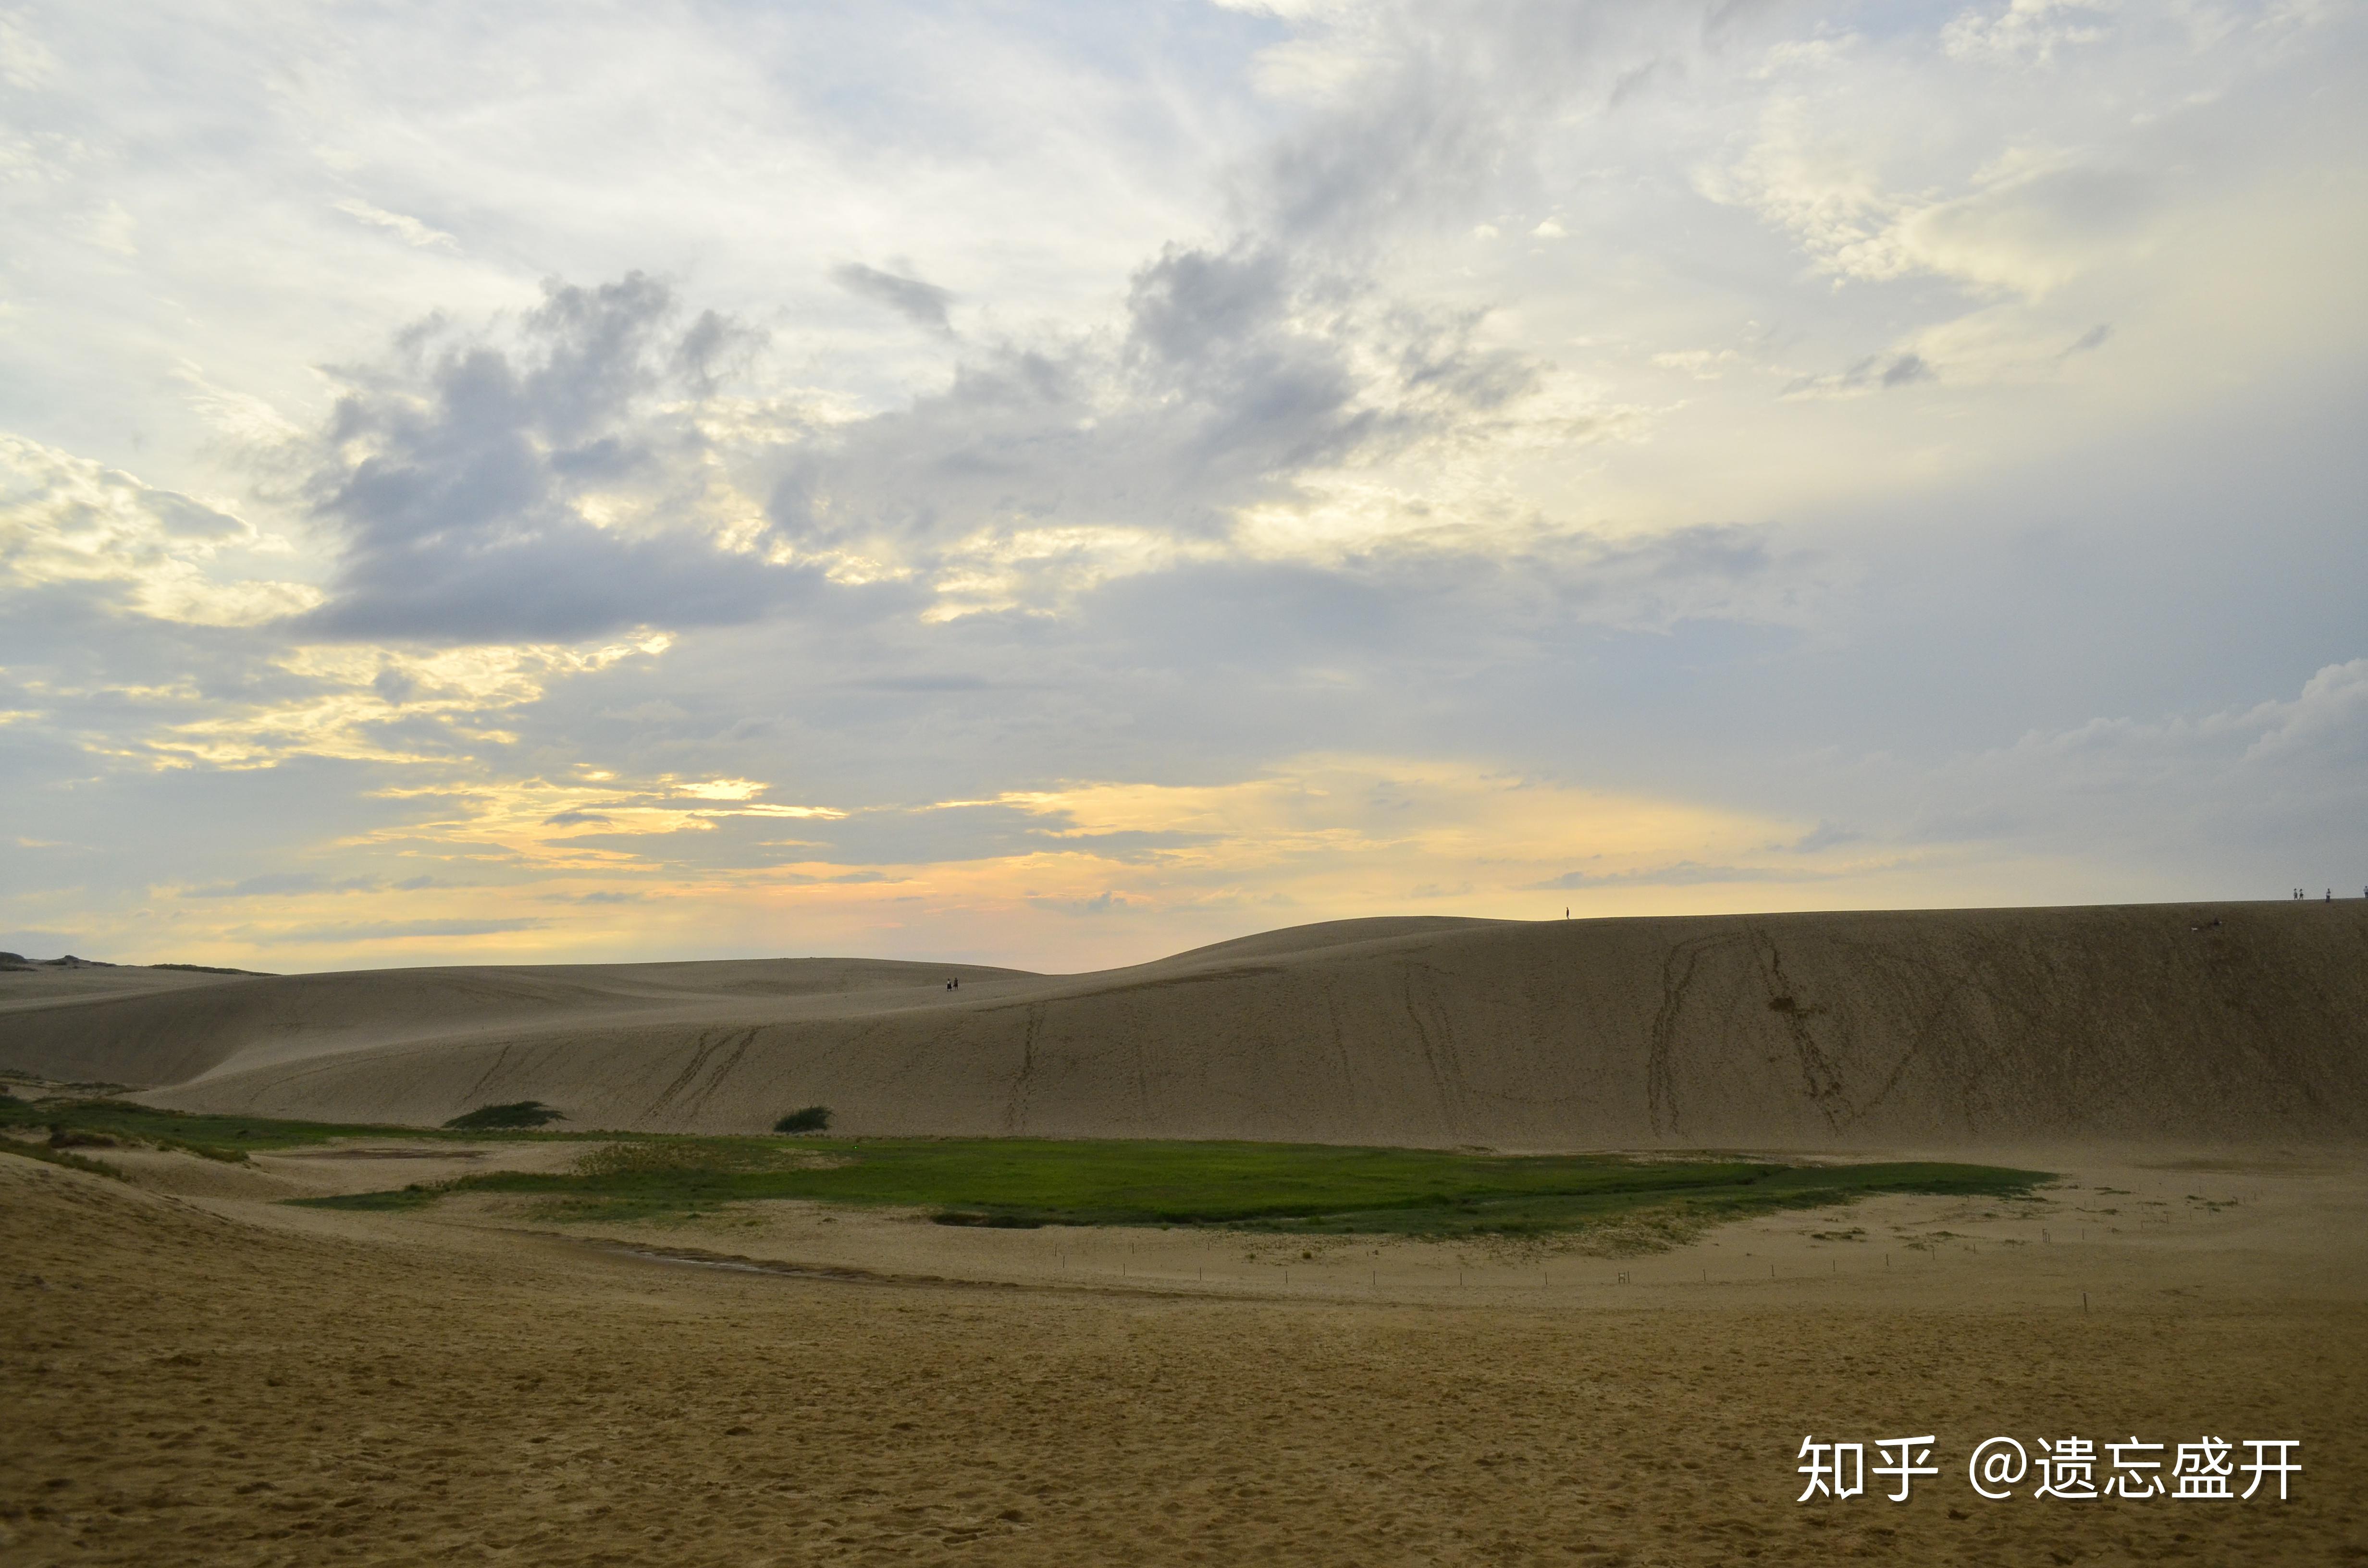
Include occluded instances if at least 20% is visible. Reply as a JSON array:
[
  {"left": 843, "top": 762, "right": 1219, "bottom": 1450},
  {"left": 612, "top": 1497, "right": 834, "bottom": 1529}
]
[
  {"left": 295, "top": 274, "right": 810, "bottom": 643},
  {"left": 333, "top": 198, "right": 458, "bottom": 251},
  {"left": 0, "top": 435, "right": 321, "bottom": 626},
  {"left": 1782, "top": 351, "right": 1934, "bottom": 400},
  {"left": 753, "top": 240, "right": 1561, "bottom": 618},
  {"left": 2059, "top": 323, "right": 2112, "bottom": 358},
  {"left": 1942, "top": 0, "right": 2113, "bottom": 66},
  {"left": 276, "top": 243, "right": 1559, "bottom": 640},
  {"left": 1235, "top": 3, "right": 1730, "bottom": 250},
  {"left": 185, "top": 872, "right": 379, "bottom": 898},
  {"left": 1524, "top": 862, "right": 1844, "bottom": 890},
  {"left": 832, "top": 263, "right": 955, "bottom": 334},
  {"left": 254, "top": 918, "right": 548, "bottom": 943},
  {"left": 1028, "top": 889, "right": 1148, "bottom": 915}
]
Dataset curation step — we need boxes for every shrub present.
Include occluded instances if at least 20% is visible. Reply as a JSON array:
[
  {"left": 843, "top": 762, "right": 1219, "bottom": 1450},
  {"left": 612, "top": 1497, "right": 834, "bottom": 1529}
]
[
  {"left": 932, "top": 1210, "right": 1043, "bottom": 1228},
  {"left": 442, "top": 1101, "right": 565, "bottom": 1131},
  {"left": 773, "top": 1105, "right": 832, "bottom": 1134}
]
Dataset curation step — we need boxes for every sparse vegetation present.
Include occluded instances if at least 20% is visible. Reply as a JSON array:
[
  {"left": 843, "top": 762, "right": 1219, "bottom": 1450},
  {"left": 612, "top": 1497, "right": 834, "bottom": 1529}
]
[
  {"left": 0, "top": 1137, "right": 123, "bottom": 1179},
  {"left": 773, "top": 1106, "right": 832, "bottom": 1134},
  {"left": 442, "top": 1102, "right": 567, "bottom": 1130},
  {"left": 0, "top": 1096, "right": 586, "bottom": 1160},
  {"left": 0, "top": 1098, "right": 303, "bottom": 1162}
]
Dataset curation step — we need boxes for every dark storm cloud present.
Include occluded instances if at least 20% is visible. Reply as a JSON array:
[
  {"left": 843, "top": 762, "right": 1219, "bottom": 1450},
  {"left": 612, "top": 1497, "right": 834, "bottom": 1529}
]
[
  {"left": 832, "top": 262, "right": 955, "bottom": 334},
  {"left": 296, "top": 274, "right": 813, "bottom": 644}
]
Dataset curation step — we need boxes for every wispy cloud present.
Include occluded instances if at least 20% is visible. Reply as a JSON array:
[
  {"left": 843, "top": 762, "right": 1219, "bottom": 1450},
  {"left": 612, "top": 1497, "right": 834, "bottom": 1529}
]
[
  {"left": 254, "top": 918, "right": 548, "bottom": 943},
  {"left": 832, "top": 263, "right": 955, "bottom": 334},
  {"left": 333, "top": 198, "right": 458, "bottom": 251}
]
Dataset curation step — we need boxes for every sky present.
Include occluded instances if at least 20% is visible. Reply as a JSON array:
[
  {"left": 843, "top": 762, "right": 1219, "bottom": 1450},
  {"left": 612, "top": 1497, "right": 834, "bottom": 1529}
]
[{"left": 2, "top": 0, "right": 2363, "bottom": 974}]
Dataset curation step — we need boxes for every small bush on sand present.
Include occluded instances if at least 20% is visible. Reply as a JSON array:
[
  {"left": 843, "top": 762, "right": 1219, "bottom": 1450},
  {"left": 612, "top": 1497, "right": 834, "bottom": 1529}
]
[
  {"left": 442, "top": 1101, "right": 565, "bottom": 1131},
  {"left": 933, "top": 1210, "right": 1043, "bottom": 1229},
  {"left": 773, "top": 1106, "right": 832, "bottom": 1134}
]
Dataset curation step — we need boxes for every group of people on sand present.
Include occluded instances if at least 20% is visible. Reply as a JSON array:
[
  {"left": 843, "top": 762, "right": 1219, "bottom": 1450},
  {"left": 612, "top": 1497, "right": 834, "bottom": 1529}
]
[
  {"left": 2289, "top": 887, "right": 2362, "bottom": 900},
  {"left": 944, "top": 977, "right": 962, "bottom": 991}
]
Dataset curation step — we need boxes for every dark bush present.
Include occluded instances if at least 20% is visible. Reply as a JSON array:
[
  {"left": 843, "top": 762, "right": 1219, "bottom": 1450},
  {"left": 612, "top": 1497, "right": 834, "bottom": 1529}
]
[
  {"left": 773, "top": 1105, "right": 832, "bottom": 1134},
  {"left": 442, "top": 1101, "right": 565, "bottom": 1130},
  {"left": 932, "top": 1210, "right": 1042, "bottom": 1229}
]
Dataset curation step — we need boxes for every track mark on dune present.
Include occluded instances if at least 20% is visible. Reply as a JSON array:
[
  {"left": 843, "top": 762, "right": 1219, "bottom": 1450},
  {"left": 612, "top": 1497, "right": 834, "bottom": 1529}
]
[
  {"left": 1645, "top": 936, "right": 1727, "bottom": 1139},
  {"left": 1754, "top": 938, "right": 1853, "bottom": 1133},
  {"left": 644, "top": 1029, "right": 743, "bottom": 1122},
  {"left": 1321, "top": 983, "right": 1359, "bottom": 1127},
  {"left": 1399, "top": 966, "right": 1470, "bottom": 1139},
  {"left": 671, "top": 1028, "right": 759, "bottom": 1121},
  {"left": 1131, "top": 1029, "right": 1156, "bottom": 1131},
  {"left": 1834, "top": 939, "right": 1975, "bottom": 1131},
  {"left": 461, "top": 1044, "right": 519, "bottom": 1105},
  {"left": 1002, "top": 1004, "right": 1045, "bottom": 1135}
]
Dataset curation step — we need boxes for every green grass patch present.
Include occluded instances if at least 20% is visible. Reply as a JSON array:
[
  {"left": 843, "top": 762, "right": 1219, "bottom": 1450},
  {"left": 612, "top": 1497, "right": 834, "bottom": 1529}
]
[
  {"left": 0, "top": 1097, "right": 590, "bottom": 1163},
  {"left": 328, "top": 1135, "right": 2047, "bottom": 1237},
  {"left": 296, "top": 1183, "right": 452, "bottom": 1212},
  {"left": 5, "top": 1096, "right": 2048, "bottom": 1243}
]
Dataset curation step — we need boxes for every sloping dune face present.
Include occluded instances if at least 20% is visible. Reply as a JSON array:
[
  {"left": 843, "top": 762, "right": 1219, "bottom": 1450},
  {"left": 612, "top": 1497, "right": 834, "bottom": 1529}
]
[{"left": 3, "top": 905, "right": 2362, "bottom": 1149}]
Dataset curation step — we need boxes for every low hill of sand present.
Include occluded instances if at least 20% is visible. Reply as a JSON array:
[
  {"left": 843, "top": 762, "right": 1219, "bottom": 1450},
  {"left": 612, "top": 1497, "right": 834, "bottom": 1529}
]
[{"left": 1, "top": 903, "right": 2361, "bottom": 1149}]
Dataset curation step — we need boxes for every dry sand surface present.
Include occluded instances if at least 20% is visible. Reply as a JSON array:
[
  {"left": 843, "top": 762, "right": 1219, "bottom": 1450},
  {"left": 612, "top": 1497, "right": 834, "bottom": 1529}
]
[
  {"left": 3, "top": 903, "right": 2364, "bottom": 1152},
  {"left": 5, "top": 1143, "right": 2366, "bottom": 1567}
]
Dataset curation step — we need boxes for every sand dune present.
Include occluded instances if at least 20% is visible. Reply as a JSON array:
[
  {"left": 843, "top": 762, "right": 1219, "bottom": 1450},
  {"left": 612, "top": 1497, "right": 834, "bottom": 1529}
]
[{"left": 2, "top": 902, "right": 2361, "bottom": 1149}]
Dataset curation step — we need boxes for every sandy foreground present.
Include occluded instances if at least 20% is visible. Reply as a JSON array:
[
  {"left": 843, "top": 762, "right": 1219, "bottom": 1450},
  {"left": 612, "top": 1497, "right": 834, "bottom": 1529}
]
[{"left": 5, "top": 1144, "right": 2365, "bottom": 1567}]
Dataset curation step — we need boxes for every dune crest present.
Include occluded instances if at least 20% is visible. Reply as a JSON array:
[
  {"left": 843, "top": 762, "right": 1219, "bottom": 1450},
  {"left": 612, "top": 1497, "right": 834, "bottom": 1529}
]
[{"left": 2, "top": 904, "right": 2361, "bottom": 1150}]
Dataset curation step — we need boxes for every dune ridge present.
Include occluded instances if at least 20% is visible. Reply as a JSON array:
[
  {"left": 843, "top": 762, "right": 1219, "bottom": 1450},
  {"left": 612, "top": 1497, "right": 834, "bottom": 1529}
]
[{"left": 2, "top": 903, "right": 2360, "bottom": 1150}]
